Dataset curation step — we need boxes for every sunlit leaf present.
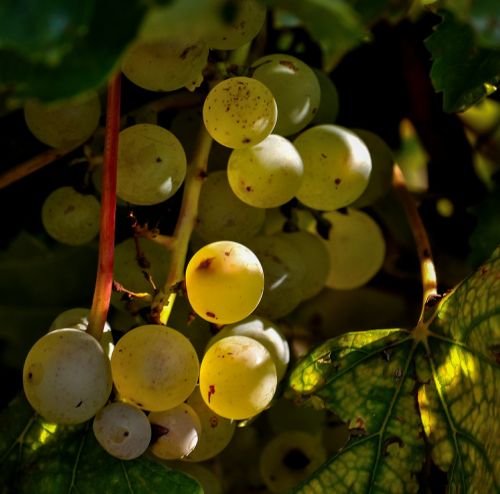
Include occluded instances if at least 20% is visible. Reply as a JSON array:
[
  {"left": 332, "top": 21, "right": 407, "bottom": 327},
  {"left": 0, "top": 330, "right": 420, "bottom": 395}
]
[
  {"left": 287, "top": 247, "right": 500, "bottom": 492},
  {"left": 0, "top": 395, "right": 203, "bottom": 494}
]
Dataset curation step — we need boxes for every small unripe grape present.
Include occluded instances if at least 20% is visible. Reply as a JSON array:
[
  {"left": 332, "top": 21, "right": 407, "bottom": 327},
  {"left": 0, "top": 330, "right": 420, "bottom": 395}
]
[{"left": 93, "top": 402, "right": 151, "bottom": 460}]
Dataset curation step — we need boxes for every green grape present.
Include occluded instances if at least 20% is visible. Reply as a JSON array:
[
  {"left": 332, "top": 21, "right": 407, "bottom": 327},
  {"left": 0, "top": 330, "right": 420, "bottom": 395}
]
[
  {"left": 251, "top": 54, "right": 321, "bottom": 136},
  {"left": 322, "top": 209, "right": 386, "bottom": 289},
  {"left": 294, "top": 124, "right": 372, "bottom": 211},
  {"left": 195, "top": 171, "right": 265, "bottom": 243},
  {"left": 350, "top": 129, "right": 395, "bottom": 208},
  {"left": 259, "top": 431, "right": 327, "bottom": 493},
  {"left": 205, "top": 0, "right": 266, "bottom": 50},
  {"left": 247, "top": 235, "right": 305, "bottom": 319},
  {"left": 203, "top": 76, "right": 277, "bottom": 149},
  {"left": 122, "top": 36, "right": 208, "bottom": 92},
  {"left": 23, "top": 328, "right": 112, "bottom": 424},
  {"left": 185, "top": 241, "right": 264, "bottom": 325},
  {"left": 149, "top": 404, "right": 202, "bottom": 460},
  {"left": 117, "top": 124, "right": 187, "bottom": 205},
  {"left": 276, "top": 231, "right": 330, "bottom": 300},
  {"left": 311, "top": 68, "right": 339, "bottom": 125},
  {"left": 93, "top": 402, "right": 151, "bottom": 460},
  {"left": 41, "top": 186, "right": 100, "bottom": 246},
  {"left": 24, "top": 92, "right": 100, "bottom": 148},
  {"left": 49, "top": 307, "right": 114, "bottom": 358},
  {"left": 207, "top": 315, "right": 289, "bottom": 381},
  {"left": 267, "top": 398, "right": 327, "bottom": 435},
  {"left": 110, "top": 325, "right": 199, "bottom": 411},
  {"left": 227, "top": 134, "right": 304, "bottom": 208},
  {"left": 185, "top": 386, "right": 236, "bottom": 461},
  {"left": 112, "top": 237, "right": 170, "bottom": 312},
  {"left": 199, "top": 335, "right": 277, "bottom": 420}
]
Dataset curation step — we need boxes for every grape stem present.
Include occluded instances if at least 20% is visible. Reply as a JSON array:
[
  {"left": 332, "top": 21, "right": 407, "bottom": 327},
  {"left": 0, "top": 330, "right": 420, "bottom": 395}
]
[
  {"left": 150, "top": 125, "right": 213, "bottom": 324},
  {"left": 392, "top": 164, "right": 438, "bottom": 320},
  {"left": 87, "top": 74, "right": 121, "bottom": 340}
]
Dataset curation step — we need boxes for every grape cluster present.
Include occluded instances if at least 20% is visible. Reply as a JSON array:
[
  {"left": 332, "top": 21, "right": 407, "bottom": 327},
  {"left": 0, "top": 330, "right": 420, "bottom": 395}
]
[{"left": 21, "top": 1, "right": 397, "bottom": 490}]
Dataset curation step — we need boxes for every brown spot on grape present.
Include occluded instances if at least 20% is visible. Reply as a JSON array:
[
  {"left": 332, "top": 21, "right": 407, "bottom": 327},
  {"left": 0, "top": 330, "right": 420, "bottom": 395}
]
[
  {"left": 206, "top": 311, "right": 217, "bottom": 319},
  {"left": 156, "top": 157, "right": 162, "bottom": 163},
  {"left": 321, "top": 153, "right": 327, "bottom": 158},
  {"left": 209, "top": 416, "right": 218, "bottom": 428},
  {"left": 242, "top": 137, "right": 251, "bottom": 143},
  {"left": 179, "top": 45, "right": 196, "bottom": 60},
  {"left": 208, "top": 384, "right": 216, "bottom": 403},
  {"left": 246, "top": 186, "right": 253, "bottom": 192},
  {"left": 334, "top": 178, "right": 341, "bottom": 185},
  {"left": 76, "top": 400, "right": 83, "bottom": 408},
  {"left": 197, "top": 257, "right": 215, "bottom": 270},
  {"left": 279, "top": 60, "right": 298, "bottom": 72}
]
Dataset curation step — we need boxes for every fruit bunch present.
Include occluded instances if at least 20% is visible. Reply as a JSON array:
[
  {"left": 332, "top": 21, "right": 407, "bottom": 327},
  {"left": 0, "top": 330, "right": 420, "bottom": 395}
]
[{"left": 19, "top": 1, "right": 398, "bottom": 491}]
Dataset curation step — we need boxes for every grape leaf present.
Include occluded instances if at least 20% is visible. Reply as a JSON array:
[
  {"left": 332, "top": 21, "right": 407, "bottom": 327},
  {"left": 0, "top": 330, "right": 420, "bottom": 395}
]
[
  {"left": 0, "top": 0, "right": 145, "bottom": 101},
  {"left": 286, "top": 247, "right": 500, "bottom": 492},
  {"left": 0, "top": 395, "right": 203, "bottom": 494},
  {"left": 441, "top": 0, "right": 500, "bottom": 49},
  {"left": 425, "top": 11, "right": 500, "bottom": 113},
  {"left": 265, "top": 0, "right": 367, "bottom": 71}
]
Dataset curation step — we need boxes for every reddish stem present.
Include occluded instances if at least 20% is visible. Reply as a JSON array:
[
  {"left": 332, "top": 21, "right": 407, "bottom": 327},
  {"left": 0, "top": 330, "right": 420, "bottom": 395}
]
[{"left": 87, "top": 74, "right": 121, "bottom": 340}]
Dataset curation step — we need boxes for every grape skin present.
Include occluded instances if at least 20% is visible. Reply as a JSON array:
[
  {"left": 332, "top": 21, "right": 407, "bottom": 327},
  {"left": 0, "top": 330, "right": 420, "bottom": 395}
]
[
  {"left": 322, "top": 209, "right": 386, "bottom": 289},
  {"left": 195, "top": 171, "right": 265, "bottom": 243},
  {"left": 185, "top": 241, "right": 264, "bottom": 325},
  {"left": 185, "top": 386, "right": 236, "bottom": 462},
  {"left": 117, "top": 124, "right": 187, "bottom": 206},
  {"left": 312, "top": 68, "right": 339, "bottom": 125},
  {"left": 23, "top": 328, "right": 112, "bottom": 424},
  {"left": 93, "top": 402, "right": 151, "bottom": 460},
  {"left": 122, "top": 36, "right": 208, "bottom": 92},
  {"left": 205, "top": 0, "right": 266, "bottom": 50},
  {"left": 294, "top": 124, "right": 372, "bottom": 211},
  {"left": 252, "top": 54, "right": 321, "bottom": 136},
  {"left": 110, "top": 325, "right": 199, "bottom": 412},
  {"left": 203, "top": 77, "right": 277, "bottom": 149},
  {"left": 206, "top": 315, "right": 290, "bottom": 381},
  {"left": 149, "top": 404, "right": 202, "bottom": 460},
  {"left": 24, "top": 92, "right": 100, "bottom": 148},
  {"left": 227, "top": 134, "right": 304, "bottom": 208},
  {"left": 199, "top": 335, "right": 277, "bottom": 420},
  {"left": 41, "top": 186, "right": 100, "bottom": 246}
]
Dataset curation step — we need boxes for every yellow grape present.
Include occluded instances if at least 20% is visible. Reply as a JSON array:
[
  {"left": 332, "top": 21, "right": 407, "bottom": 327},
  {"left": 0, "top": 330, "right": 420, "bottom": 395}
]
[
  {"left": 203, "top": 77, "right": 277, "bottom": 149},
  {"left": 185, "top": 241, "right": 264, "bottom": 325}
]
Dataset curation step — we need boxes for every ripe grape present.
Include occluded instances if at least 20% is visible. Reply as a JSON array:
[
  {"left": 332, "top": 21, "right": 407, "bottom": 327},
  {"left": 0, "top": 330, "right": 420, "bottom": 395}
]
[
  {"left": 185, "top": 386, "right": 236, "bottom": 461},
  {"left": 112, "top": 237, "right": 170, "bottom": 311},
  {"left": 49, "top": 307, "right": 114, "bottom": 358},
  {"left": 122, "top": 36, "right": 208, "bottom": 92},
  {"left": 247, "top": 235, "right": 305, "bottom": 319},
  {"left": 276, "top": 231, "right": 330, "bottom": 300},
  {"left": 110, "top": 325, "right": 199, "bottom": 411},
  {"left": 322, "top": 209, "right": 386, "bottom": 289},
  {"left": 149, "top": 404, "right": 201, "bottom": 460},
  {"left": 350, "top": 129, "right": 395, "bottom": 208},
  {"left": 259, "top": 431, "right": 327, "bottom": 493},
  {"left": 117, "top": 124, "right": 187, "bottom": 205},
  {"left": 195, "top": 171, "right": 265, "bottom": 243},
  {"left": 205, "top": 0, "right": 266, "bottom": 50},
  {"left": 93, "top": 402, "right": 151, "bottom": 460},
  {"left": 294, "top": 124, "right": 372, "bottom": 211},
  {"left": 185, "top": 241, "right": 264, "bottom": 324},
  {"left": 41, "top": 186, "right": 100, "bottom": 246},
  {"left": 203, "top": 76, "right": 277, "bottom": 149},
  {"left": 24, "top": 92, "right": 100, "bottom": 148},
  {"left": 199, "top": 335, "right": 277, "bottom": 420},
  {"left": 251, "top": 54, "right": 321, "bottom": 136},
  {"left": 207, "top": 315, "right": 289, "bottom": 381},
  {"left": 227, "top": 134, "right": 304, "bottom": 208},
  {"left": 23, "top": 328, "right": 112, "bottom": 424},
  {"left": 312, "top": 68, "right": 339, "bottom": 125}
]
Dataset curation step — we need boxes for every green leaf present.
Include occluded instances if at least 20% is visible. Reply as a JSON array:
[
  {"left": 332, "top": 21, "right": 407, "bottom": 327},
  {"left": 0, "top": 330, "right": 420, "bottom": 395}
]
[
  {"left": 425, "top": 11, "right": 500, "bottom": 113},
  {"left": 0, "top": 1, "right": 146, "bottom": 101},
  {"left": 287, "top": 247, "right": 500, "bottom": 492},
  {"left": 0, "top": 395, "right": 203, "bottom": 494},
  {"left": 265, "top": 0, "right": 367, "bottom": 71}
]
